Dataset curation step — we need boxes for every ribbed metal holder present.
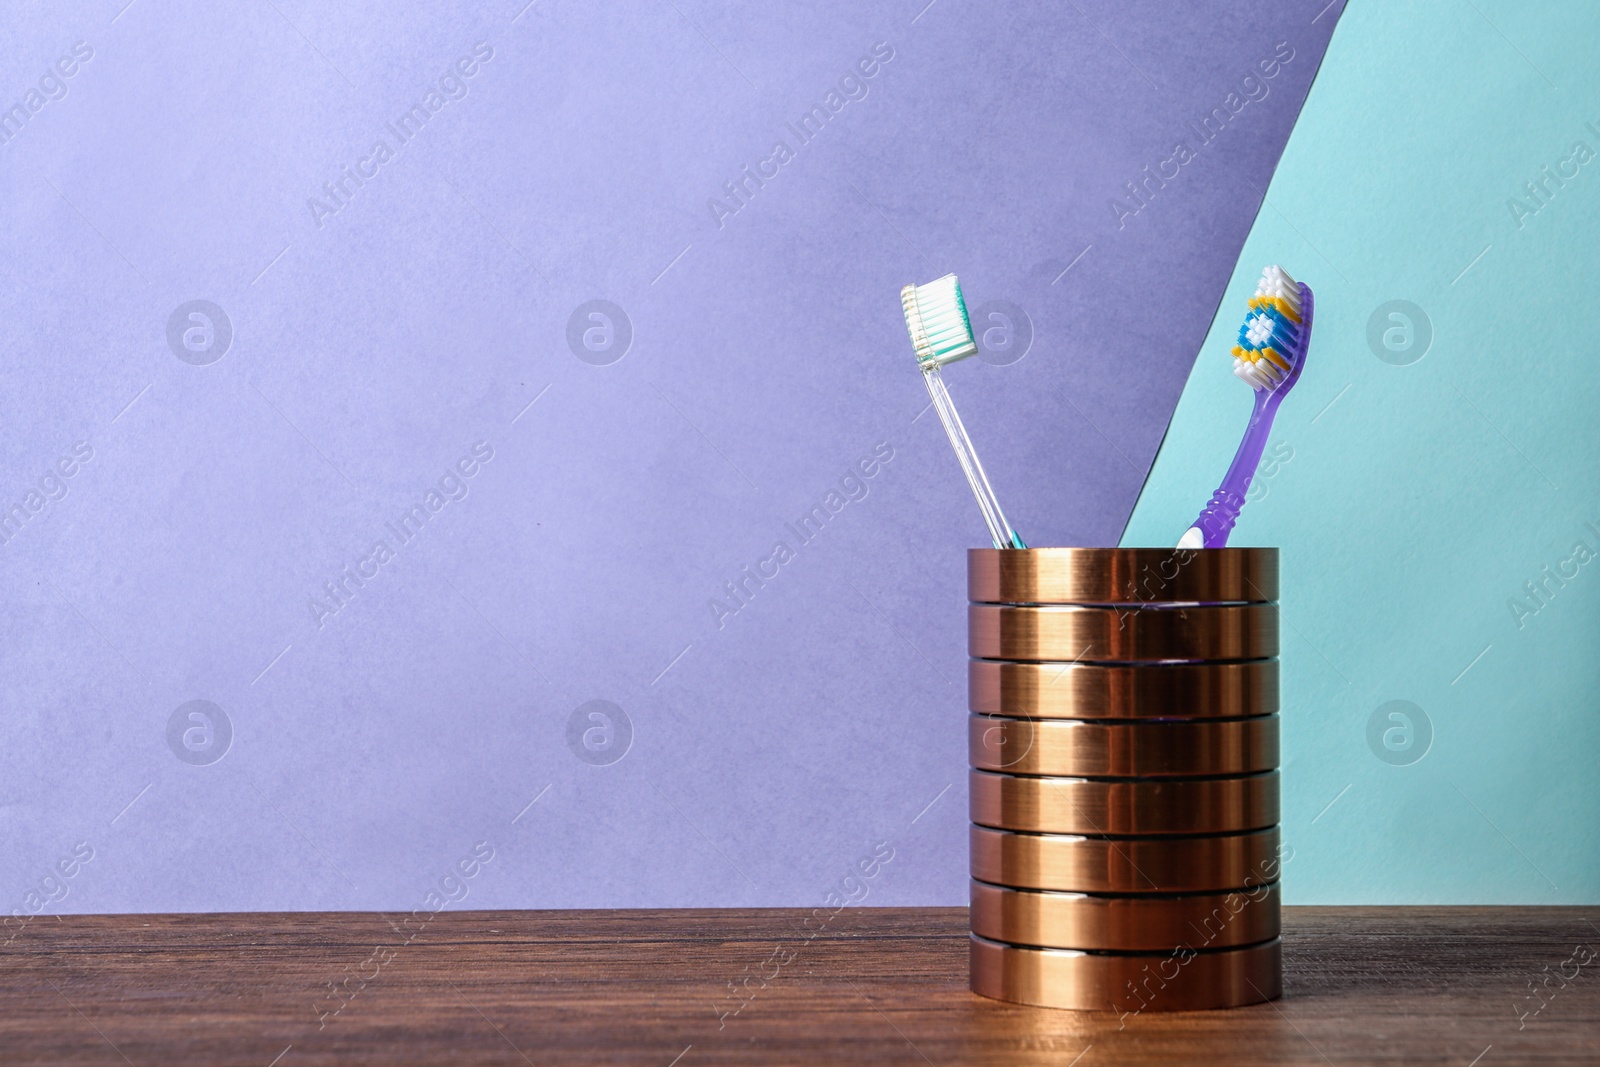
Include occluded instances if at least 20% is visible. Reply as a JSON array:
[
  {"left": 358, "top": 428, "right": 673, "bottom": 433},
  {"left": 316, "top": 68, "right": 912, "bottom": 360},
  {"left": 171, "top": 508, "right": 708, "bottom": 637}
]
[{"left": 967, "top": 547, "right": 1283, "bottom": 1013}]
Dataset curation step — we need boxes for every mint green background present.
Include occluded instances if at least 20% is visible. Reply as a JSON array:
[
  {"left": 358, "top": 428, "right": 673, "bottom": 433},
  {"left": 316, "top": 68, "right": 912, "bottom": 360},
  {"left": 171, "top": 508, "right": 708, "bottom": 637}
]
[{"left": 1123, "top": 0, "right": 1600, "bottom": 902}]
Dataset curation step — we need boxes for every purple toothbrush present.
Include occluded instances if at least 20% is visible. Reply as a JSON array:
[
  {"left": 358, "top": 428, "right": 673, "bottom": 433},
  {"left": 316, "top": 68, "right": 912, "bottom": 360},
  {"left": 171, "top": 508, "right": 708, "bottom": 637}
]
[{"left": 1178, "top": 266, "right": 1314, "bottom": 550}]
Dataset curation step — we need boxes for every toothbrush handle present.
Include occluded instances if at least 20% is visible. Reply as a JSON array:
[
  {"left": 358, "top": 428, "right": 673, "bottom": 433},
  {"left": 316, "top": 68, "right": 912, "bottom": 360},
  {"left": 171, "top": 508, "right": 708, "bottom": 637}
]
[
  {"left": 923, "top": 368, "right": 1024, "bottom": 549},
  {"left": 1190, "top": 389, "right": 1280, "bottom": 548}
]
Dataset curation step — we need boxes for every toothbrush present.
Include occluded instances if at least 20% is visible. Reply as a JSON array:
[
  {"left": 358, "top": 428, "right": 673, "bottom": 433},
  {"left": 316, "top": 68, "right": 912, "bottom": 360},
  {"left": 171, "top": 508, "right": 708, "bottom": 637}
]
[
  {"left": 1177, "top": 265, "right": 1314, "bottom": 550},
  {"left": 901, "top": 274, "right": 1025, "bottom": 549}
]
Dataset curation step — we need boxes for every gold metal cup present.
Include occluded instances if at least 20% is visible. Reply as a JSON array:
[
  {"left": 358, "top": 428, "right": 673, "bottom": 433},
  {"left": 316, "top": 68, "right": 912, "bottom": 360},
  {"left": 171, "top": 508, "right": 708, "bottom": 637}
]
[{"left": 967, "top": 547, "right": 1282, "bottom": 1011}]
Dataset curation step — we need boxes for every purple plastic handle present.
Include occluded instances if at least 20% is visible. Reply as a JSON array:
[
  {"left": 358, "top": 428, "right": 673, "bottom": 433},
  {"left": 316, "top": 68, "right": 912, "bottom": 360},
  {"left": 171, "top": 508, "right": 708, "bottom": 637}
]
[{"left": 1190, "top": 283, "right": 1314, "bottom": 549}]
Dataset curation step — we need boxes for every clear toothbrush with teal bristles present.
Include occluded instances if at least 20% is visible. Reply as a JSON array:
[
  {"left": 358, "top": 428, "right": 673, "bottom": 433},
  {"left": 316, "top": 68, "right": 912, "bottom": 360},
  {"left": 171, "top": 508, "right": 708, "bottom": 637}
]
[
  {"left": 901, "top": 274, "right": 1026, "bottom": 549},
  {"left": 1178, "top": 265, "right": 1314, "bottom": 549}
]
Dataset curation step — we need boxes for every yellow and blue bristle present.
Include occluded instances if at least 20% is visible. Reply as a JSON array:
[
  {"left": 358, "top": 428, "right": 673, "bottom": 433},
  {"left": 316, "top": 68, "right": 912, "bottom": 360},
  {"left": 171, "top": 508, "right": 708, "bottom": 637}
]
[{"left": 1231, "top": 265, "right": 1303, "bottom": 391}]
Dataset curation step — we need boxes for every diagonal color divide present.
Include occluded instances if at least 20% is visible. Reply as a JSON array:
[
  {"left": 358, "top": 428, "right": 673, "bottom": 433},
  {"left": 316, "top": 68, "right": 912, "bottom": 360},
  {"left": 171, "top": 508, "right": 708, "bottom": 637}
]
[{"left": 0, "top": 1, "right": 1345, "bottom": 911}]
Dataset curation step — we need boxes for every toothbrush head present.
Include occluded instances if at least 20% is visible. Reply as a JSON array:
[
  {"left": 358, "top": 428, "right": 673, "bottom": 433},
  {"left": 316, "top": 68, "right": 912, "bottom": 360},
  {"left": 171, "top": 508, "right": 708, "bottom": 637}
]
[
  {"left": 1231, "top": 265, "right": 1312, "bottom": 393},
  {"left": 901, "top": 274, "right": 977, "bottom": 369}
]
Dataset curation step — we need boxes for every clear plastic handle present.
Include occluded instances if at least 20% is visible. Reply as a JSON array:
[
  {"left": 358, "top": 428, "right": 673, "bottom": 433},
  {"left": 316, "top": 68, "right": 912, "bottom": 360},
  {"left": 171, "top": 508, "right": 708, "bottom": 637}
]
[{"left": 923, "top": 367, "right": 1024, "bottom": 549}]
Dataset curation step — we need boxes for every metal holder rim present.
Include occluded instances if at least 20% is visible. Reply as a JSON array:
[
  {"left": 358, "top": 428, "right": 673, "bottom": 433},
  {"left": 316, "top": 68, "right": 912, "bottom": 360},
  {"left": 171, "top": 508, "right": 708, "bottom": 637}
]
[
  {"left": 969, "top": 825, "right": 1285, "bottom": 893},
  {"left": 969, "top": 714, "right": 1279, "bottom": 777},
  {"left": 970, "top": 768, "right": 1280, "bottom": 835},
  {"left": 968, "top": 547, "right": 1279, "bottom": 605},
  {"left": 968, "top": 659, "right": 1279, "bottom": 719},
  {"left": 968, "top": 603, "right": 1279, "bottom": 663},
  {"left": 969, "top": 932, "right": 1282, "bottom": 1011},
  {"left": 969, "top": 879, "right": 1280, "bottom": 951}
]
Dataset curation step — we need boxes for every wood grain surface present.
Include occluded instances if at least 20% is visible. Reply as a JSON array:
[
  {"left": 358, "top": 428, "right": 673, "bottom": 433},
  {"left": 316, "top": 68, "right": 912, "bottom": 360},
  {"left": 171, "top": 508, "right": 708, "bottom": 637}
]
[{"left": 1, "top": 906, "right": 1596, "bottom": 1065}]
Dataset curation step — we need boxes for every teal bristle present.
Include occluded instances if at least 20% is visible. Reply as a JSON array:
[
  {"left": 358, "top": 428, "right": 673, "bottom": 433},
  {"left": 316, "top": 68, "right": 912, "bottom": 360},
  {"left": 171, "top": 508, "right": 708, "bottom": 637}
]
[{"left": 901, "top": 274, "right": 977, "bottom": 367}]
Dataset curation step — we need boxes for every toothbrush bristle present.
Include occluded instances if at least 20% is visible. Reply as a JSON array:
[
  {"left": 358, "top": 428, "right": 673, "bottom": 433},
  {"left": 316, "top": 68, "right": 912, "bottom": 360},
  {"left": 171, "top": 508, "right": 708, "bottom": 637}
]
[
  {"left": 901, "top": 274, "right": 977, "bottom": 367},
  {"left": 1231, "top": 265, "right": 1304, "bottom": 392}
]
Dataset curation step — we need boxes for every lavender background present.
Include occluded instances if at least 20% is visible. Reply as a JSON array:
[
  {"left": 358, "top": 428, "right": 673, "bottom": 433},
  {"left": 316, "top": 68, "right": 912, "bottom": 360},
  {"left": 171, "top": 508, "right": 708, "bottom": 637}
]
[{"left": 0, "top": 0, "right": 1339, "bottom": 914}]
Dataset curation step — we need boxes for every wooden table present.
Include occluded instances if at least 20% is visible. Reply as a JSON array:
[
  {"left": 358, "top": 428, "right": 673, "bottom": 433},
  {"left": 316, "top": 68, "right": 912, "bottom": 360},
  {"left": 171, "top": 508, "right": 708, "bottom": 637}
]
[{"left": 2, "top": 907, "right": 1595, "bottom": 1064}]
